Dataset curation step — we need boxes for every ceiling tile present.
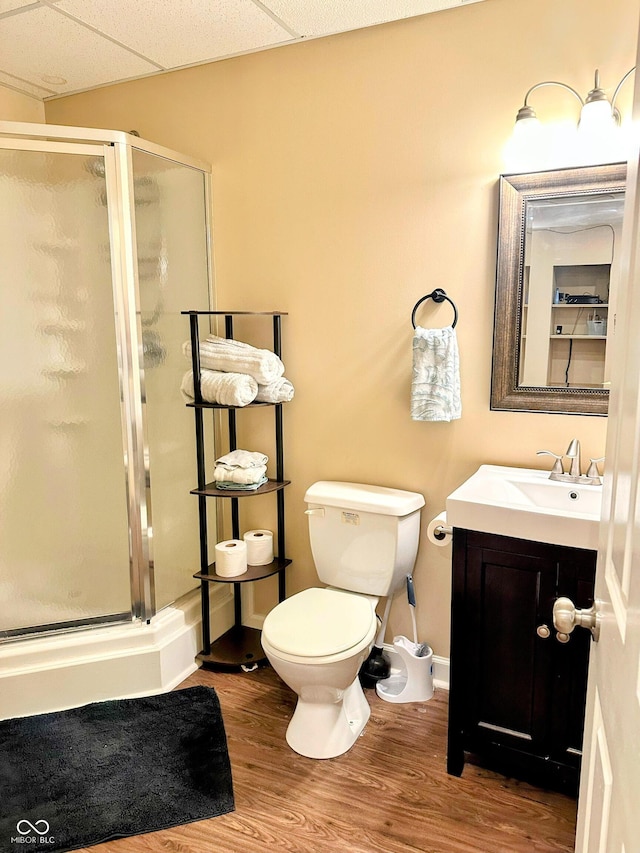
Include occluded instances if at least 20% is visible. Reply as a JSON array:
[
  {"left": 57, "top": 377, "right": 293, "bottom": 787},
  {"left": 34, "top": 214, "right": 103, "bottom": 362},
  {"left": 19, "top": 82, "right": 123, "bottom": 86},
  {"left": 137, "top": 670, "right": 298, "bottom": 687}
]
[
  {"left": 56, "top": 0, "right": 296, "bottom": 69},
  {"left": 0, "top": 5, "right": 159, "bottom": 95},
  {"left": 0, "top": 68, "right": 53, "bottom": 98},
  {"left": 0, "top": 0, "right": 36, "bottom": 13},
  {"left": 262, "top": 0, "right": 483, "bottom": 37}
]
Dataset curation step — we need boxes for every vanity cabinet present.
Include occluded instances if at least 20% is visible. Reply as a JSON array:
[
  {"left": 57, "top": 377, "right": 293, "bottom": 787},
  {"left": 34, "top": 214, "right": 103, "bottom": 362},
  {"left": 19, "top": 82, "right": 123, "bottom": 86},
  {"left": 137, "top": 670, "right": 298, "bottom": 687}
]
[{"left": 447, "top": 529, "right": 595, "bottom": 792}]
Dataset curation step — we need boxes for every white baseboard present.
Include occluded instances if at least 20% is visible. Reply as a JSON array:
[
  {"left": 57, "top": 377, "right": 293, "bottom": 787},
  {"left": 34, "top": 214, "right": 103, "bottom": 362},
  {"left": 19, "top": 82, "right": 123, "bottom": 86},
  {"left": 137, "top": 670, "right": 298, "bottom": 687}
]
[{"left": 0, "top": 585, "right": 235, "bottom": 720}]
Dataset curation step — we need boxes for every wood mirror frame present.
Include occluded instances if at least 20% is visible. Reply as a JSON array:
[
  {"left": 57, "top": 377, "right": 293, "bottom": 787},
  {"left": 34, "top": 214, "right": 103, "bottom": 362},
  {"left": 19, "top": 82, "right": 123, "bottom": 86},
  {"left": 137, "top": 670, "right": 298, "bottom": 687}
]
[{"left": 490, "top": 162, "right": 626, "bottom": 415}]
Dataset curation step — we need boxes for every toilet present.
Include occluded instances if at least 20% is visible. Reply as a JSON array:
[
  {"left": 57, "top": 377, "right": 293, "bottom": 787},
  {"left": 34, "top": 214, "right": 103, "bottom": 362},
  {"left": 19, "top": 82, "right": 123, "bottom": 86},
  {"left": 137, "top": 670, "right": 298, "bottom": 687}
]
[{"left": 261, "top": 481, "right": 425, "bottom": 759}]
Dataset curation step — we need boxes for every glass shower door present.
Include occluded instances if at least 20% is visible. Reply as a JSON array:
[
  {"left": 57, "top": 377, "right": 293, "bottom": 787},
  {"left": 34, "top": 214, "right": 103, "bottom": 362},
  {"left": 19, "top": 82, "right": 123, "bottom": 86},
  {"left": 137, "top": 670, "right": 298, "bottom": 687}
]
[
  {"left": 130, "top": 148, "right": 213, "bottom": 611},
  {"left": 0, "top": 142, "right": 132, "bottom": 636}
]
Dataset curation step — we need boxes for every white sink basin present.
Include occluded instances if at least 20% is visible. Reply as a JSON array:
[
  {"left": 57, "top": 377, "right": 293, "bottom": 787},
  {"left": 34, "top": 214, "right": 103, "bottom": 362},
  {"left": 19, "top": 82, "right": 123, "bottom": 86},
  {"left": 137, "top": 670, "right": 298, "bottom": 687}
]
[{"left": 446, "top": 464, "right": 603, "bottom": 550}]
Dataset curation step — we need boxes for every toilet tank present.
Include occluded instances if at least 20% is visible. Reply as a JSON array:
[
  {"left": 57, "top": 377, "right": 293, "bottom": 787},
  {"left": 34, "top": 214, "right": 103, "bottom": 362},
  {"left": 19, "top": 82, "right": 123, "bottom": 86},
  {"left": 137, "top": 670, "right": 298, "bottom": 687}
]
[{"left": 304, "top": 482, "right": 425, "bottom": 596}]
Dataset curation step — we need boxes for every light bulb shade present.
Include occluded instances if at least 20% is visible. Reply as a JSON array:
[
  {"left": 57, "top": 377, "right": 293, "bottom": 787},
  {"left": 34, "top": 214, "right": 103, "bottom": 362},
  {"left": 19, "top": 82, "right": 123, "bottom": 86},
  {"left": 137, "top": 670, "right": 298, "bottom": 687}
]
[
  {"left": 513, "top": 113, "right": 541, "bottom": 139},
  {"left": 579, "top": 98, "right": 616, "bottom": 132},
  {"left": 516, "top": 105, "right": 537, "bottom": 123}
]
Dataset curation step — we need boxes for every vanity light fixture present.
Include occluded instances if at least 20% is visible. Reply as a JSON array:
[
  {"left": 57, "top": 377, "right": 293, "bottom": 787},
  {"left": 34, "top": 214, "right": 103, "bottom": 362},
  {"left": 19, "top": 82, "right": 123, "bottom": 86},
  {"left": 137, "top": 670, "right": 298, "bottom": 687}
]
[{"left": 514, "top": 68, "right": 636, "bottom": 134}]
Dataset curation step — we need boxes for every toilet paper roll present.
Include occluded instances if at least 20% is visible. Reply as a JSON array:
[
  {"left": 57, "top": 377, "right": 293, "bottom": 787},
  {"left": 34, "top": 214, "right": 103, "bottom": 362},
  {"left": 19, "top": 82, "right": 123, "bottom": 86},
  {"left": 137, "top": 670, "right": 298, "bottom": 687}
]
[
  {"left": 427, "top": 512, "right": 452, "bottom": 547},
  {"left": 215, "top": 539, "right": 248, "bottom": 577},
  {"left": 243, "top": 529, "right": 274, "bottom": 566}
]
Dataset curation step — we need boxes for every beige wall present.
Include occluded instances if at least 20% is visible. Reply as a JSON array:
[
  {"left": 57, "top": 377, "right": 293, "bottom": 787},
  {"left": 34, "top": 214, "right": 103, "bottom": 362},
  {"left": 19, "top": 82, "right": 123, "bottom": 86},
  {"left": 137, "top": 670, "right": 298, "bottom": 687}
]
[
  {"left": 0, "top": 85, "right": 44, "bottom": 122},
  {"left": 46, "top": 0, "right": 638, "bottom": 656}
]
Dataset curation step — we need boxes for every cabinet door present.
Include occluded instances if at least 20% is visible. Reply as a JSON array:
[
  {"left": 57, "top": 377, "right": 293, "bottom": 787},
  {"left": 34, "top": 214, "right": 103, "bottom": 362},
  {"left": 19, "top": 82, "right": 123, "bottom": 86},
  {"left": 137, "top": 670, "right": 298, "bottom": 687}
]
[
  {"left": 549, "top": 548, "right": 596, "bottom": 764},
  {"left": 463, "top": 542, "right": 557, "bottom": 753}
]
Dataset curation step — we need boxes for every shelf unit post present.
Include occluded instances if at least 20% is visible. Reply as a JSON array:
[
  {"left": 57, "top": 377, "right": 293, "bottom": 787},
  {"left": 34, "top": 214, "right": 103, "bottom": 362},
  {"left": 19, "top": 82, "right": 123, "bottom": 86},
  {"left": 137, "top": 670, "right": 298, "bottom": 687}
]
[
  {"left": 224, "top": 313, "right": 243, "bottom": 627},
  {"left": 273, "top": 314, "right": 286, "bottom": 602},
  {"left": 188, "top": 312, "right": 211, "bottom": 656}
]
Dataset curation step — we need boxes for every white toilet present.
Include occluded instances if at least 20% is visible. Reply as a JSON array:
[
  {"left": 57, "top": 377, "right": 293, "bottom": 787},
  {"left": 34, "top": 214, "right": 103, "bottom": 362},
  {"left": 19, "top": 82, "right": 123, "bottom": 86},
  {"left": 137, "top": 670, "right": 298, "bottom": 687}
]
[{"left": 261, "top": 481, "right": 425, "bottom": 759}]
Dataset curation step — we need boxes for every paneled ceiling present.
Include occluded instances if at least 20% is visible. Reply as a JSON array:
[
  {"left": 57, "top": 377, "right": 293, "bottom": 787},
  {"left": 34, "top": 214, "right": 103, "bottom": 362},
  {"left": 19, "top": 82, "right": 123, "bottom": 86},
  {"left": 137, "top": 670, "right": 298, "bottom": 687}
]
[{"left": 0, "top": 0, "right": 484, "bottom": 101}]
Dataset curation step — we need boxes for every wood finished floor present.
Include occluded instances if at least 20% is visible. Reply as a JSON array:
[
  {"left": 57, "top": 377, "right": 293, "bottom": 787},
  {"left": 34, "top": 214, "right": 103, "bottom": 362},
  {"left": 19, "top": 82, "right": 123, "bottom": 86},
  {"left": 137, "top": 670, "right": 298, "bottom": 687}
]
[{"left": 80, "top": 667, "right": 577, "bottom": 853}]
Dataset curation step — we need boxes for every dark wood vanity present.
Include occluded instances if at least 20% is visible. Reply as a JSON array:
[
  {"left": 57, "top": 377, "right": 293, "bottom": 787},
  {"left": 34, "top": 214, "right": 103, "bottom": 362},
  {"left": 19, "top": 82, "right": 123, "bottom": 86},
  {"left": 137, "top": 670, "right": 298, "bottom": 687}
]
[{"left": 447, "top": 528, "right": 595, "bottom": 793}]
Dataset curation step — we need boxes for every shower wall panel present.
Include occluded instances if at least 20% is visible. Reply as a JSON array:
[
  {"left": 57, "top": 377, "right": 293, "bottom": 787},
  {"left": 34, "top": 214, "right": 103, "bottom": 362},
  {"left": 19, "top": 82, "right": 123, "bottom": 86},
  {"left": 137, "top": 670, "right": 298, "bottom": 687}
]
[{"left": 132, "top": 150, "right": 213, "bottom": 610}]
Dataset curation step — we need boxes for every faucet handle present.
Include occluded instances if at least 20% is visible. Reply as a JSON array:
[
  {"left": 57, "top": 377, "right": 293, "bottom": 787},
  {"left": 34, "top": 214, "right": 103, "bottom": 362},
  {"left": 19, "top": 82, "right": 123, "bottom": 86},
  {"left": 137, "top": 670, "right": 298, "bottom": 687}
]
[
  {"left": 536, "top": 450, "right": 564, "bottom": 475},
  {"left": 587, "top": 457, "right": 605, "bottom": 478}
]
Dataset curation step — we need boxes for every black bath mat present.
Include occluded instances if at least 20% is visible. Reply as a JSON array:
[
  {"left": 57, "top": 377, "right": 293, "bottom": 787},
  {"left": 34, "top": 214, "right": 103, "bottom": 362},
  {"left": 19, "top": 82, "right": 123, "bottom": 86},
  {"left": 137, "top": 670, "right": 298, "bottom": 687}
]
[{"left": 0, "top": 686, "right": 234, "bottom": 852}]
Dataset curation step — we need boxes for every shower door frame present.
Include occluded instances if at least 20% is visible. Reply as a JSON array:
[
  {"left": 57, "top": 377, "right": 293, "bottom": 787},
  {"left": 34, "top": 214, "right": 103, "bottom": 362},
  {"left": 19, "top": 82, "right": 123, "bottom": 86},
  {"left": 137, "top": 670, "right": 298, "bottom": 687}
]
[{"left": 0, "top": 121, "right": 214, "bottom": 631}]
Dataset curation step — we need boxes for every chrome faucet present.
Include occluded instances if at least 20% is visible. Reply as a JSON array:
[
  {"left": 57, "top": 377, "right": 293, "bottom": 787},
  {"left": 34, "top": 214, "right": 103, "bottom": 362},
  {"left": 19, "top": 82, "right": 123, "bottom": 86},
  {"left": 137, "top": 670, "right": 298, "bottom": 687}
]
[
  {"left": 536, "top": 439, "right": 604, "bottom": 485},
  {"left": 565, "top": 438, "right": 581, "bottom": 478}
]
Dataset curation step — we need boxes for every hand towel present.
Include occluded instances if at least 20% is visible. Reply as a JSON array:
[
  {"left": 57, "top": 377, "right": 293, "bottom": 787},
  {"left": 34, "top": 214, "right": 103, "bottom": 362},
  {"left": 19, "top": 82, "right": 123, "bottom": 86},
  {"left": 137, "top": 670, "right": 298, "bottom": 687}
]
[
  {"left": 180, "top": 369, "right": 258, "bottom": 407},
  {"left": 215, "top": 450, "right": 268, "bottom": 469},
  {"left": 215, "top": 476, "right": 269, "bottom": 491},
  {"left": 255, "top": 377, "right": 295, "bottom": 403},
  {"left": 183, "top": 335, "right": 285, "bottom": 385},
  {"left": 213, "top": 465, "right": 268, "bottom": 485},
  {"left": 411, "top": 325, "right": 462, "bottom": 422}
]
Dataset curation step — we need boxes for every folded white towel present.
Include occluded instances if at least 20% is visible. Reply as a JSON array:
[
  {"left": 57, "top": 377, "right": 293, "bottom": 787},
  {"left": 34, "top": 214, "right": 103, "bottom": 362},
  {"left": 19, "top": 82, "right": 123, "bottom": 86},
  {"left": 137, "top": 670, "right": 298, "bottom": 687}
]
[
  {"left": 180, "top": 369, "right": 258, "bottom": 407},
  {"left": 183, "top": 335, "right": 285, "bottom": 385},
  {"left": 213, "top": 465, "right": 268, "bottom": 485},
  {"left": 216, "top": 450, "right": 268, "bottom": 469},
  {"left": 215, "top": 477, "right": 268, "bottom": 491},
  {"left": 255, "top": 377, "right": 295, "bottom": 403},
  {"left": 411, "top": 326, "right": 462, "bottom": 423}
]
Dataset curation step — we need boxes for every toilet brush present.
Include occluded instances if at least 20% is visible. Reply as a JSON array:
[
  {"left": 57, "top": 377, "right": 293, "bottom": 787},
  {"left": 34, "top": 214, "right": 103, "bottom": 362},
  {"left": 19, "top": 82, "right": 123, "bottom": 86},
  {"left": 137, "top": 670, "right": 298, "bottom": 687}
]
[
  {"left": 406, "top": 574, "right": 428, "bottom": 656},
  {"left": 358, "top": 597, "right": 392, "bottom": 688}
]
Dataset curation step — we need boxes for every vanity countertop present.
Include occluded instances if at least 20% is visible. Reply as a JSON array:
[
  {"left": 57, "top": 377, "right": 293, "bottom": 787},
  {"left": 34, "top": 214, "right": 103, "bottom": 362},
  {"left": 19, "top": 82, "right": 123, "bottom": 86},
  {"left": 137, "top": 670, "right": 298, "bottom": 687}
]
[{"left": 446, "top": 464, "right": 602, "bottom": 550}]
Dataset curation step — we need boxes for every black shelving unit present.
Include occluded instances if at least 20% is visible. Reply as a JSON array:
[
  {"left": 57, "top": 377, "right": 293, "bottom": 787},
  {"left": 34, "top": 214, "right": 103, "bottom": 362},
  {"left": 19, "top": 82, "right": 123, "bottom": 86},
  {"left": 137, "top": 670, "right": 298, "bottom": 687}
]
[{"left": 182, "top": 310, "right": 290, "bottom": 670}]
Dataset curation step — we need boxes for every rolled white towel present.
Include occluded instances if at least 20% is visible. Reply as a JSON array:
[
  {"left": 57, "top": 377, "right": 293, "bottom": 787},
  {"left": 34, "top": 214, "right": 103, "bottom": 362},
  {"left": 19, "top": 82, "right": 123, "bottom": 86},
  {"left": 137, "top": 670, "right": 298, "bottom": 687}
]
[
  {"left": 183, "top": 335, "right": 285, "bottom": 385},
  {"left": 180, "top": 369, "right": 258, "bottom": 407},
  {"left": 255, "top": 377, "right": 295, "bottom": 403},
  {"left": 213, "top": 464, "right": 267, "bottom": 485},
  {"left": 216, "top": 450, "right": 268, "bottom": 469}
]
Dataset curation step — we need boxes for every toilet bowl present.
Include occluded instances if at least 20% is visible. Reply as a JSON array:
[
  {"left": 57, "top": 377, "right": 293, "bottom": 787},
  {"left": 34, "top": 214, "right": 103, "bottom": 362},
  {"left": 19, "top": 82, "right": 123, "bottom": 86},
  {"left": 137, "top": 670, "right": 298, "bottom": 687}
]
[
  {"left": 261, "top": 587, "right": 378, "bottom": 759},
  {"left": 261, "top": 481, "right": 425, "bottom": 759}
]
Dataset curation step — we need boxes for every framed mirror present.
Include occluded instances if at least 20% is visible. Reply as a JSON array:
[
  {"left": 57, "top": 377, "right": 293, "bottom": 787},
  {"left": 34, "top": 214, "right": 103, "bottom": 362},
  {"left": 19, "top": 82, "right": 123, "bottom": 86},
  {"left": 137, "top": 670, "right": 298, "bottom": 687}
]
[{"left": 491, "top": 163, "right": 626, "bottom": 415}]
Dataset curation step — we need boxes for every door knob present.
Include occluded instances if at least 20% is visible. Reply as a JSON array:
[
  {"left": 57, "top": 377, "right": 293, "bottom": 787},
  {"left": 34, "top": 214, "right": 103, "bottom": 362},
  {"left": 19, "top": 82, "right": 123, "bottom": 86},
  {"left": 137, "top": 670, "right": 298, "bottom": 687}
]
[{"left": 552, "top": 596, "right": 600, "bottom": 642}]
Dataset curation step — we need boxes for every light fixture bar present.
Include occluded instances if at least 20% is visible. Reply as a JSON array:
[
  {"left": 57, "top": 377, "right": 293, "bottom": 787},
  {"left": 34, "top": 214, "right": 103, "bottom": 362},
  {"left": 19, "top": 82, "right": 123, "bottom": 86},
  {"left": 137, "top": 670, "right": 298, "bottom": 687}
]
[{"left": 514, "top": 68, "right": 635, "bottom": 129}]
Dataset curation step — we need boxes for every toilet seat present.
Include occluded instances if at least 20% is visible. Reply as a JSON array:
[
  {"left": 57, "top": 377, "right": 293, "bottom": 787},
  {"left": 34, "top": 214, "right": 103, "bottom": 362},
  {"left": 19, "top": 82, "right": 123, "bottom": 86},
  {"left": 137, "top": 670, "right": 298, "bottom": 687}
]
[{"left": 262, "top": 587, "right": 376, "bottom": 661}]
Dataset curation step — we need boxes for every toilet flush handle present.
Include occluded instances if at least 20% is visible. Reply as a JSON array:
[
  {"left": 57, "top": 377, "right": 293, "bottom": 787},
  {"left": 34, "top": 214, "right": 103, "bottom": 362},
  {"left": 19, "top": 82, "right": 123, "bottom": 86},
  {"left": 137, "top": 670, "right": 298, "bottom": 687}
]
[{"left": 304, "top": 507, "right": 325, "bottom": 516}]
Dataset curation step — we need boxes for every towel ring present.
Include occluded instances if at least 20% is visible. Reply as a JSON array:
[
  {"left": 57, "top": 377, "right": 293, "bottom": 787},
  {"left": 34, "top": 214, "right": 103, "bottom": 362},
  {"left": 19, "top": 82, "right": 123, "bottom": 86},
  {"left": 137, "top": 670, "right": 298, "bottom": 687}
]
[{"left": 411, "top": 288, "right": 458, "bottom": 329}]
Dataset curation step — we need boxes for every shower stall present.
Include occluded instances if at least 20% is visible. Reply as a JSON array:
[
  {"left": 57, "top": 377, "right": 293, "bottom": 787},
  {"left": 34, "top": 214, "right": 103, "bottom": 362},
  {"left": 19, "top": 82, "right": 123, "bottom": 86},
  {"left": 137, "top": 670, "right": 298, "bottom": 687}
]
[{"left": 0, "top": 121, "right": 220, "bottom": 714}]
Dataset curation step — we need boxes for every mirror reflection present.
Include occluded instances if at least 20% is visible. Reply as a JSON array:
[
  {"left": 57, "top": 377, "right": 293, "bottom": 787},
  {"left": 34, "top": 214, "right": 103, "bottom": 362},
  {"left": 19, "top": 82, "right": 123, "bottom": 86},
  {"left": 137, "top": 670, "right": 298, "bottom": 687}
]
[
  {"left": 491, "top": 163, "right": 626, "bottom": 415},
  {"left": 519, "top": 192, "right": 624, "bottom": 389}
]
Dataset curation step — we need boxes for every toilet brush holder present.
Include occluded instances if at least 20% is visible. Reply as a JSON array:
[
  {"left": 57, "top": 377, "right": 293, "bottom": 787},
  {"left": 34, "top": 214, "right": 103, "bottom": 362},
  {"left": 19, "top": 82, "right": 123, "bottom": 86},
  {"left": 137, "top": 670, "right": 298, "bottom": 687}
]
[{"left": 375, "top": 635, "right": 434, "bottom": 704}]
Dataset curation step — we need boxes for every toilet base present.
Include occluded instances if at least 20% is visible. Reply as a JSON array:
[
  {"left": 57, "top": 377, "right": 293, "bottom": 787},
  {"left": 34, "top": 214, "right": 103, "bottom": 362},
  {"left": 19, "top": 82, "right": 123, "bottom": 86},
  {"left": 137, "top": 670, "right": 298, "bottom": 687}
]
[{"left": 285, "top": 676, "right": 371, "bottom": 759}]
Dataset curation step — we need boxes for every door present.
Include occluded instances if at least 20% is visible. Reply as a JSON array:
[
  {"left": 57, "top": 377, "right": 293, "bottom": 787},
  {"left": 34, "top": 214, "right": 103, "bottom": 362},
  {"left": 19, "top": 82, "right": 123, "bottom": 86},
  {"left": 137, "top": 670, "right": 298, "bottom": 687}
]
[
  {"left": 574, "top": 60, "right": 640, "bottom": 851},
  {"left": 0, "top": 139, "right": 133, "bottom": 635}
]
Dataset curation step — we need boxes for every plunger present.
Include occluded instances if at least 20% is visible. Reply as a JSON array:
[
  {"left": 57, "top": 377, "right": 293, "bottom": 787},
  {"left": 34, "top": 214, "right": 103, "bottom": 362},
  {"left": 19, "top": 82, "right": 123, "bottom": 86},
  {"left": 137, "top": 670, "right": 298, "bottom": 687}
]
[{"left": 359, "top": 597, "right": 392, "bottom": 688}]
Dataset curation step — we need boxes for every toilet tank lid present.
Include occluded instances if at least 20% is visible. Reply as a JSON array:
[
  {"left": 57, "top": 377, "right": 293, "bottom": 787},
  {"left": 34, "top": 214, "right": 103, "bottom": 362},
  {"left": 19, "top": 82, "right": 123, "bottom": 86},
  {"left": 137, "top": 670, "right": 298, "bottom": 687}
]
[{"left": 304, "top": 481, "right": 425, "bottom": 516}]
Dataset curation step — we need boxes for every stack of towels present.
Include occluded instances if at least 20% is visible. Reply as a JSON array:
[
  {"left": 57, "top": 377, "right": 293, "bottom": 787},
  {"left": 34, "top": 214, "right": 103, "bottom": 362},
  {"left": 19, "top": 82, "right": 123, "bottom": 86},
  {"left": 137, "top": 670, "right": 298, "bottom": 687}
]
[
  {"left": 214, "top": 450, "right": 268, "bottom": 491},
  {"left": 181, "top": 335, "right": 295, "bottom": 407}
]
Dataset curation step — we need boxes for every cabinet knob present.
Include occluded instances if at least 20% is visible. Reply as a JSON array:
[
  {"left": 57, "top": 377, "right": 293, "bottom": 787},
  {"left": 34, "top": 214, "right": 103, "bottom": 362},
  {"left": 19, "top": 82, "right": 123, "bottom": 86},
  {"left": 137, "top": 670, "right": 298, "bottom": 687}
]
[
  {"left": 556, "top": 631, "right": 571, "bottom": 644},
  {"left": 536, "top": 624, "right": 551, "bottom": 639}
]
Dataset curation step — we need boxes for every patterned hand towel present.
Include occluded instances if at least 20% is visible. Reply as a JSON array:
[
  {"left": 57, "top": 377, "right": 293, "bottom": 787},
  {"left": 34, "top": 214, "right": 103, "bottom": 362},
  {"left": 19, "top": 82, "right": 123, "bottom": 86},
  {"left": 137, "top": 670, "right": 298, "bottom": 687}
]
[
  {"left": 183, "top": 335, "right": 285, "bottom": 385},
  {"left": 411, "top": 326, "right": 461, "bottom": 422}
]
